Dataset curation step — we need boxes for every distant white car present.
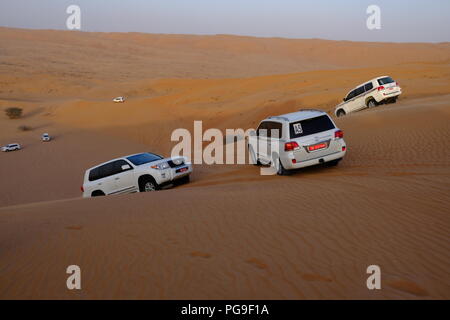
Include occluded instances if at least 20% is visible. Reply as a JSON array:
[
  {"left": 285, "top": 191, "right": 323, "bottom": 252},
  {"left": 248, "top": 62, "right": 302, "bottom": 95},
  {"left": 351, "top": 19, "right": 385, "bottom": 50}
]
[
  {"left": 41, "top": 133, "right": 51, "bottom": 142},
  {"left": 113, "top": 96, "right": 125, "bottom": 103},
  {"left": 82, "top": 152, "right": 193, "bottom": 197},
  {"left": 2, "top": 143, "right": 21, "bottom": 152},
  {"left": 335, "top": 76, "right": 402, "bottom": 117}
]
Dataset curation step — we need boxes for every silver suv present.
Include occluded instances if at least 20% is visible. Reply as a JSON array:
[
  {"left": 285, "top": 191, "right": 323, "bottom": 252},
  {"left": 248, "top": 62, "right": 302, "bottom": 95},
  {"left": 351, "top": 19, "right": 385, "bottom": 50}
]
[{"left": 248, "top": 109, "right": 346, "bottom": 175}]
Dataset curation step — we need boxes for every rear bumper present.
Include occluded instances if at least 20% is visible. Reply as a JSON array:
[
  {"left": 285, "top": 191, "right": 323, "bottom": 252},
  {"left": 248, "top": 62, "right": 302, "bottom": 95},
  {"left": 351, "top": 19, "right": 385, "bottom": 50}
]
[
  {"left": 375, "top": 88, "right": 401, "bottom": 102},
  {"left": 282, "top": 150, "right": 346, "bottom": 170}
]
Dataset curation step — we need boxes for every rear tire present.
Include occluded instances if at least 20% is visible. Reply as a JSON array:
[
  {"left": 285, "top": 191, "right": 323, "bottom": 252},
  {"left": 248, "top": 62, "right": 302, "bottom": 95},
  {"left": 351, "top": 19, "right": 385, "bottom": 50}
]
[
  {"left": 273, "top": 154, "right": 290, "bottom": 176},
  {"left": 326, "top": 159, "right": 341, "bottom": 167},
  {"left": 91, "top": 190, "right": 105, "bottom": 197},
  {"left": 367, "top": 99, "right": 377, "bottom": 108},
  {"left": 336, "top": 109, "right": 346, "bottom": 117}
]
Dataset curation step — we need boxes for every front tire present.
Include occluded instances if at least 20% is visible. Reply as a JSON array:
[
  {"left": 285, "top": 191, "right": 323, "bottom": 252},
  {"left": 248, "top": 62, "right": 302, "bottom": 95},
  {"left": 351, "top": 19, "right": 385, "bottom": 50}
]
[{"left": 140, "top": 177, "right": 159, "bottom": 192}]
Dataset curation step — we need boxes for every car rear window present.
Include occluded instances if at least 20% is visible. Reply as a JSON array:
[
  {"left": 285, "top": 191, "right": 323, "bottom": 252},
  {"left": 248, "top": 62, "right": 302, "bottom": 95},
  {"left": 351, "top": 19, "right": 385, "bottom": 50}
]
[
  {"left": 290, "top": 115, "right": 335, "bottom": 139},
  {"left": 378, "top": 77, "right": 394, "bottom": 85},
  {"left": 127, "top": 153, "right": 163, "bottom": 166}
]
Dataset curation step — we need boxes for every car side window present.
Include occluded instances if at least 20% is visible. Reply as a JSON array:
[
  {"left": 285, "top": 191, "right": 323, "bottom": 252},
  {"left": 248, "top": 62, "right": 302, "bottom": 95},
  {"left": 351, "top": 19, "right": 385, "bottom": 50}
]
[
  {"left": 364, "top": 82, "right": 374, "bottom": 92},
  {"left": 268, "top": 121, "right": 282, "bottom": 139},
  {"left": 355, "top": 86, "right": 365, "bottom": 97},
  {"left": 257, "top": 122, "right": 268, "bottom": 137},
  {"left": 346, "top": 90, "right": 356, "bottom": 101},
  {"left": 112, "top": 160, "right": 133, "bottom": 175}
]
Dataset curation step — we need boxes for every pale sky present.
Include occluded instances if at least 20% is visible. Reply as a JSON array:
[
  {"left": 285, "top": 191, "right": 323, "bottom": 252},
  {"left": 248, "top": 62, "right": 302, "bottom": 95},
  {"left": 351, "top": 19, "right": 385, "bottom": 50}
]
[{"left": 0, "top": 0, "right": 449, "bottom": 42}]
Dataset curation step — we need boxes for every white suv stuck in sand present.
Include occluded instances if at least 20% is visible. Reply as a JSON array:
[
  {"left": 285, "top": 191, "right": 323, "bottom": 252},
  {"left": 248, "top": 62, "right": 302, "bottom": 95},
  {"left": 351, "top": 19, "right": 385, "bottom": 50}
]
[
  {"left": 248, "top": 109, "right": 346, "bottom": 175},
  {"left": 1, "top": 143, "right": 21, "bottom": 152},
  {"left": 82, "top": 152, "right": 192, "bottom": 197},
  {"left": 335, "top": 76, "right": 402, "bottom": 117}
]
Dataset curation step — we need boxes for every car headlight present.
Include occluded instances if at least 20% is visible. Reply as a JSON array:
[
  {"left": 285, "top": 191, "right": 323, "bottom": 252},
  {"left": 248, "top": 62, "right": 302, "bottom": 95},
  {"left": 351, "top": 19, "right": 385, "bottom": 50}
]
[{"left": 151, "top": 162, "right": 170, "bottom": 170}]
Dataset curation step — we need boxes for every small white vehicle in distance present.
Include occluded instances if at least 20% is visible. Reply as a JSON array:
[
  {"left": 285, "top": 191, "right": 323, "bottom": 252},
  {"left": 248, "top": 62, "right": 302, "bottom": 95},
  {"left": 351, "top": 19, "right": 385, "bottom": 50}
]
[
  {"left": 41, "top": 133, "right": 51, "bottom": 142},
  {"left": 335, "top": 76, "right": 402, "bottom": 117},
  {"left": 1, "top": 143, "right": 21, "bottom": 152},
  {"left": 248, "top": 109, "right": 346, "bottom": 175},
  {"left": 82, "top": 152, "right": 192, "bottom": 197},
  {"left": 113, "top": 96, "right": 125, "bottom": 103}
]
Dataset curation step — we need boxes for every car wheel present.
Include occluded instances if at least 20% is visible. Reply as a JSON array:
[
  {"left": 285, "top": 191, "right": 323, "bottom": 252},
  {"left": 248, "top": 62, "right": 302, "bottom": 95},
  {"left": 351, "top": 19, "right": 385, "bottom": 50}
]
[
  {"left": 336, "top": 109, "right": 346, "bottom": 117},
  {"left": 273, "top": 155, "right": 289, "bottom": 176},
  {"left": 174, "top": 175, "right": 190, "bottom": 186},
  {"left": 249, "top": 145, "right": 261, "bottom": 166},
  {"left": 326, "top": 159, "right": 341, "bottom": 167},
  {"left": 91, "top": 190, "right": 105, "bottom": 197},
  {"left": 367, "top": 99, "right": 377, "bottom": 108},
  {"left": 140, "top": 177, "right": 159, "bottom": 192}
]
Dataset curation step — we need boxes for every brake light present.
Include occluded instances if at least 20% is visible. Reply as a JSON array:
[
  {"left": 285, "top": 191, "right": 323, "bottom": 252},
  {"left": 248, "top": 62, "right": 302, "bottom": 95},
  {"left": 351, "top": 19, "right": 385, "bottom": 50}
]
[
  {"left": 377, "top": 86, "right": 385, "bottom": 91},
  {"left": 285, "top": 141, "right": 299, "bottom": 151},
  {"left": 396, "top": 82, "right": 399, "bottom": 86},
  {"left": 81, "top": 185, "right": 84, "bottom": 192},
  {"left": 335, "top": 130, "right": 344, "bottom": 139}
]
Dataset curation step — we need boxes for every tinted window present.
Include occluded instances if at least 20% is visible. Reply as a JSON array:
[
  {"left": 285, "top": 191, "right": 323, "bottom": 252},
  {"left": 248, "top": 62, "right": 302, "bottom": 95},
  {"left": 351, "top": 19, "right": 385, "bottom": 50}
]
[
  {"left": 266, "top": 121, "right": 282, "bottom": 138},
  {"left": 127, "top": 153, "right": 163, "bottom": 166},
  {"left": 364, "top": 82, "right": 374, "bottom": 91},
  {"left": 257, "top": 121, "right": 267, "bottom": 136},
  {"left": 112, "top": 160, "right": 133, "bottom": 175},
  {"left": 378, "top": 77, "right": 394, "bottom": 85},
  {"left": 290, "top": 115, "right": 335, "bottom": 139},
  {"left": 355, "top": 86, "right": 365, "bottom": 97},
  {"left": 346, "top": 90, "right": 356, "bottom": 101},
  {"left": 89, "top": 162, "right": 115, "bottom": 181}
]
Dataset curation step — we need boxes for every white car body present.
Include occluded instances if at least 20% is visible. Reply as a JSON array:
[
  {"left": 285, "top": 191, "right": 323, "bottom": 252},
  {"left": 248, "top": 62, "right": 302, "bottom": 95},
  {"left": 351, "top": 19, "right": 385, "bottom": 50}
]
[
  {"left": 248, "top": 109, "right": 346, "bottom": 175},
  {"left": 82, "top": 152, "right": 192, "bottom": 197},
  {"left": 1, "top": 143, "right": 21, "bottom": 152},
  {"left": 335, "top": 76, "right": 402, "bottom": 117},
  {"left": 113, "top": 96, "right": 125, "bottom": 103},
  {"left": 42, "top": 133, "right": 51, "bottom": 142}
]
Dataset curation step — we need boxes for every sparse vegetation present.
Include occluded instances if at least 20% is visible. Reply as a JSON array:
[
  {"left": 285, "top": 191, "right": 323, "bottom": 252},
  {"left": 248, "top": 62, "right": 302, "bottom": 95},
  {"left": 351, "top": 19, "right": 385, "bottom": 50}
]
[
  {"left": 5, "top": 107, "right": 23, "bottom": 119},
  {"left": 18, "top": 125, "right": 32, "bottom": 131}
]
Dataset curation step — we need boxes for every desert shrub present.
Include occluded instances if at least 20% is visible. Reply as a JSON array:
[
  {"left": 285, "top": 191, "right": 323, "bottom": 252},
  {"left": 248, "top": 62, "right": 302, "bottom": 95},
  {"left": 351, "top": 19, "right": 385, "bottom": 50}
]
[
  {"left": 5, "top": 107, "right": 23, "bottom": 119},
  {"left": 18, "top": 125, "right": 32, "bottom": 131}
]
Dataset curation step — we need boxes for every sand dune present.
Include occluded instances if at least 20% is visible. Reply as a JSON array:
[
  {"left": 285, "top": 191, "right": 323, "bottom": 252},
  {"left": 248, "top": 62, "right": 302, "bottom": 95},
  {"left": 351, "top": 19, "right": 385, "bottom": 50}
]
[{"left": 0, "top": 28, "right": 449, "bottom": 299}]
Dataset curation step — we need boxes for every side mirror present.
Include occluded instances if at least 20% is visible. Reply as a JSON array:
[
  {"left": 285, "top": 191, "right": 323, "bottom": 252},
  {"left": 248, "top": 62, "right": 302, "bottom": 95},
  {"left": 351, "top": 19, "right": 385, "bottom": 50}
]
[
  {"left": 343, "top": 98, "right": 346, "bottom": 102},
  {"left": 121, "top": 164, "right": 131, "bottom": 171}
]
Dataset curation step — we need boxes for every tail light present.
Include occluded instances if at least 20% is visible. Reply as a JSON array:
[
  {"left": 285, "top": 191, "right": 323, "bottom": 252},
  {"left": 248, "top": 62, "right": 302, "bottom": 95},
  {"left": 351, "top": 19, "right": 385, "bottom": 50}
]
[
  {"left": 396, "top": 82, "right": 399, "bottom": 86},
  {"left": 335, "top": 130, "right": 344, "bottom": 139},
  {"left": 81, "top": 185, "right": 84, "bottom": 192},
  {"left": 377, "top": 86, "right": 385, "bottom": 91},
  {"left": 284, "top": 141, "right": 299, "bottom": 151}
]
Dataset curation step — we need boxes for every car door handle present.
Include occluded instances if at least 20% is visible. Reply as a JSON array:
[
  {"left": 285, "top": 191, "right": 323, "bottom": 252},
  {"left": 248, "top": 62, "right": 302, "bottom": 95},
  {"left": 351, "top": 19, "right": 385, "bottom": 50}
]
[
  {"left": 97, "top": 183, "right": 102, "bottom": 186},
  {"left": 114, "top": 177, "right": 120, "bottom": 180}
]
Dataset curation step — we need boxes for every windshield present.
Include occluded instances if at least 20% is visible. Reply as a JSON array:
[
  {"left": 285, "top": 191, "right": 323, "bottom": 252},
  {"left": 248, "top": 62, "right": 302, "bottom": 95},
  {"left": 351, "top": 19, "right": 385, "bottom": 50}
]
[{"left": 127, "top": 153, "right": 163, "bottom": 166}]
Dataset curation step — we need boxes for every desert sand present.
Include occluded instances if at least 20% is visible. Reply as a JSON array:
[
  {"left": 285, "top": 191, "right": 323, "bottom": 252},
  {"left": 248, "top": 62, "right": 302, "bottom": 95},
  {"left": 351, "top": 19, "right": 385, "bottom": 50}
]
[{"left": 0, "top": 27, "right": 449, "bottom": 299}]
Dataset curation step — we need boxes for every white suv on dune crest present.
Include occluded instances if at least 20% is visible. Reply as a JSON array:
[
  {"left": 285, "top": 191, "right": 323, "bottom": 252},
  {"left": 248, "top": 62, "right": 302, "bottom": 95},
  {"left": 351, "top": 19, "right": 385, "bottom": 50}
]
[
  {"left": 82, "top": 152, "right": 192, "bottom": 197},
  {"left": 335, "top": 76, "right": 402, "bottom": 117},
  {"left": 248, "top": 109, "right": 346, "bottom": 175}
]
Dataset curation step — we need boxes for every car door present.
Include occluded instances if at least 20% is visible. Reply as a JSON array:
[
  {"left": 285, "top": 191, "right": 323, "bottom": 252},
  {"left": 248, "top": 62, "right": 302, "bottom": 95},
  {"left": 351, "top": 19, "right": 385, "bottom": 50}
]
[
  {"left": 352, "top": 85, "right": 366, "bottom": 111},
  {"left": 109, "top": 160, "right": 136, "bottom": 194},
  {"left": 91, "top": 162, "right": 117, "bottom": 195}
]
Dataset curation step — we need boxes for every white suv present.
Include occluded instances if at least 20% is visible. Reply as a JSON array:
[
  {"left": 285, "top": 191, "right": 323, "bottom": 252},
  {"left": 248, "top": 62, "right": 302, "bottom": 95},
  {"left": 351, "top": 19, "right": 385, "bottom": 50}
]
[
  {"left": 82, "top": 152, "right": 192, "bottom": 197},
  {"left": 1, "top": 143, "right": 21, "bottom": 152},
  {"left": 248, "top": 109, "right": 346, "bottom": 175},
  {"left": 335, "top": 76, "right": 402, "bottom": 117}
]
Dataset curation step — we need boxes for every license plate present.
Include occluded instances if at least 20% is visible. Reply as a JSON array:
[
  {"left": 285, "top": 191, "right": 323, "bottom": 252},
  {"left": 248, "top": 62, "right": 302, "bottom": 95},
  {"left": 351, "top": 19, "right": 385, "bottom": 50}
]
[
  {"left": 308, "top": 142, "right": 327, "bottom": 152},
  {"left": 176, "top": 167, "right": 188, "bottom": 173}
]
